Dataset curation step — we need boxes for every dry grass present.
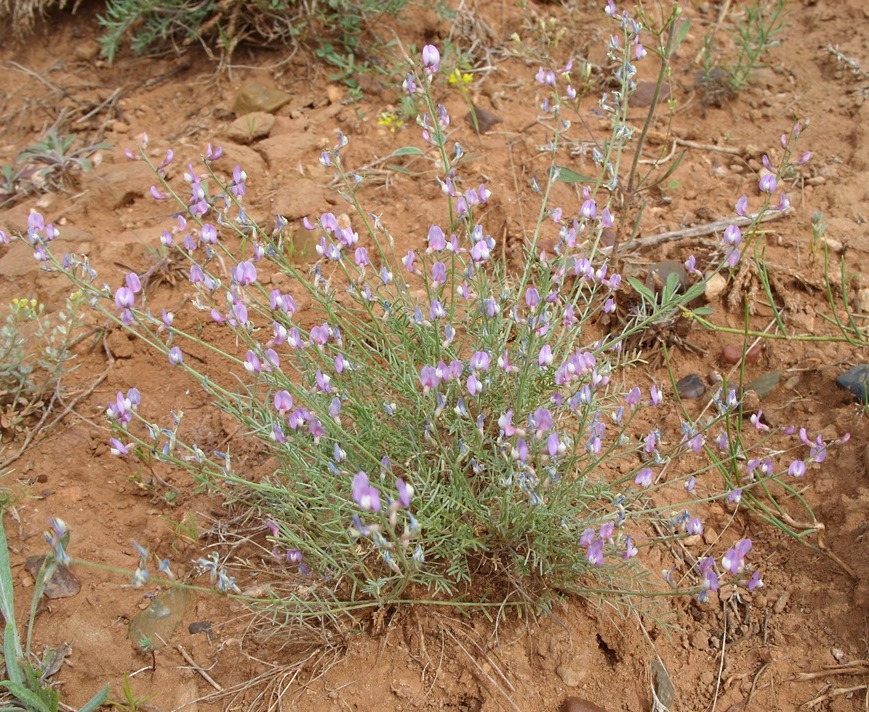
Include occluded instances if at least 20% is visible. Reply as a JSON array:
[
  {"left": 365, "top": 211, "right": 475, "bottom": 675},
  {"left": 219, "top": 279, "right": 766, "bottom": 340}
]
[{"left": 0, "top": 0, "right": 76, "bottom": 36}]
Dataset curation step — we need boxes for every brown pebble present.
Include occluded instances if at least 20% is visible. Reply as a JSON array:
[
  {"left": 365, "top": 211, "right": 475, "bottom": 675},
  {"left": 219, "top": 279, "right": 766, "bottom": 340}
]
[
  {"left": 561, "top": 697, "right": 608, "bottom": 712},
  {"left": 467, "top": 104, "right": 502, "bottom": 133},
  {"left": 720, "top": 343, "right": 762, "bottom": 365}
]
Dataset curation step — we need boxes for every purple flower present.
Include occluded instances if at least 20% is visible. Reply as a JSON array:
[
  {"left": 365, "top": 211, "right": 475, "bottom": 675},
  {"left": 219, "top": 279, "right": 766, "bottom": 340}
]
[
  {"left": 586, "top": 539, "right": 604, "bottom": 566},
  {"left": 723, "top": 224, "right": 742, "bottom": 246},
  {"left": 531, "top": 407, "right": 553, "bottom": 437},
  {"left": 722, "top": 538, "right": 752, "bottom": 574},
  {"left": 200, "top": 224, "right": 218, "bottom": 244},
  {"left": 422, "top": 44, "right": 440, "bottom": 72},
  {"left": 525, "top": 287, "right": 540, "bottom": 308},
  {"left": 546, "top": 432, "right": 563, "bottom": 457},
  {"left": 735, "top": 195, "right": 748, "bottom": 216},
  {"left": 787, "top": 459, "right": 806, "bottom": 477},
  {"left": 352, "top": 472, "right": 381, "bottom": 512},
  {"left": 469, "top": 351, "right": 491, "bottom": 371},
  {"left": 498, "top": 409, "right": 517, "bottom": 436},
  {"left": 466, "top": 373, "right": 482, "bottom": 396},
  {"left": 599, "top": 522, "right": 614, "bottom": 541},
  {"left": 626, "top": 387, "right": 641, "bottom": 408},
  {"left": 109, "top": 438, "right": 132, "bottom": 456},
  {"left": 114, "top": 286, "right": 135, "bottom": 310},
  {"left": 728, "top": 488, "right": 742, "bottom": 504},
  {"left": 759, "top": 173, "right": 777, "bottom": 194},
  {"left": 419, "top": 365, "right": 440, "bottom": 393},
  {"left": 746, "top": 570, "right": 763, "bottom": 591},
  {"left": 634, "top": 468, "right": 653, "bottom": 487},
  {"left": 315, "top": 370, "right": 331, "bottom": 393},
  {"left": 396, "top": 478, "right": 414, "bottom": 507},
  {"left": 168, "top": 346, "right": 183, "bottom": 365},
  {"left": 687, "top": 517, "right": 703, "bottom": 536},
  {"left": 233, "top": 261, "right": 257, "bottom": 286},
  {"left": 497, "top": 350, "right": 517, "bottom": 372},
  {"left": 274, "top": 390, "right": 293, "bottom": 414},
  {"left": 650, "top": 384, "right": 662, "bottom": 405},
  {"left": 431, "top": 261, "right": 447, "bottom": 285},
  {"left": 310, "top": 323, "right": 330, "bottom": 346},
  {"left": 538, "top": 344, "right": 554, "bottom": 367}
]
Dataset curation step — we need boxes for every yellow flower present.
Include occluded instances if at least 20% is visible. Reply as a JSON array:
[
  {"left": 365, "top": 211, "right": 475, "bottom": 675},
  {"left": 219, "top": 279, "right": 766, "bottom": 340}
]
[{"left": 377, "top": 112, "right": 404, "bottom": 133}]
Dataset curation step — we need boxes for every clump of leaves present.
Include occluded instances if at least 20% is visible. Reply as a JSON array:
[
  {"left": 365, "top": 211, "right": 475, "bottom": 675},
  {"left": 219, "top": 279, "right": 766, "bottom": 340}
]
[
  {"left": 0, "top": 294, "right": 86, "bottom": 437},
  {"left": 97, "top": 0, "right": 410, "bottom": 67},
  {"left": 1, "top": 128, "right": 108, "bottom": 207},
  {"left": 698, "top": 0, "right": 786, "bottom": 106}
]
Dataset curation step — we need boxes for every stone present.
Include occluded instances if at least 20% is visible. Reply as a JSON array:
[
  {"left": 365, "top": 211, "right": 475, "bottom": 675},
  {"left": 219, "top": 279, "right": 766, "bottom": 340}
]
[
  {"left": 233, "top": 83, "right": 292, "bottom": 114},
  {"left": 836, "top": 364, "right": 869, "bottom": 402},
  {"left": 646, "top": 260, "right": 688, "bottom": 294},
  {"left": 675, "top": 374, "right": 706, "bottom": 399},
  {"left": 561, "top": 698, "right": 608, "bottom": 712},
  {"left": 556, "top": 661, "right": 588, "bottom": 687},
  {"left": 705, "top": 273, "right": 727, "bottom": 300},
  {"left": 633, "top": 80, "right": 671, "bottom": 107},
  {"left": 856, "top": 288, "right": 869, "bottom": 314},
  {"left": 74, "top": 40, "right": 102, "bottom": 62},
  {"left": 744, "top": 371, "right": 780, "bottom": 400},
  {"left": 24, "top": 557, "right": 81, "bottom": 599},
  {"left": 129, "top": 587, "right": 190, "bottom": 652},
  {"left": 227, "top": 112, "right": 275, "bottom": 144}
]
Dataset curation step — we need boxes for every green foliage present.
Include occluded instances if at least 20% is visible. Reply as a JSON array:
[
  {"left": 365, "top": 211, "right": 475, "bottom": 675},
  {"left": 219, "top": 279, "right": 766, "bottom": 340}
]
[
  {"left": 0, "top": 294, "right": 86, "bottom": 437},
  {"left": 698, "top": 0, "right": 787, "bottom": 105},
  {"left": 97, "top": 0, "right": 410, "bottom": 69},
  {"left": 0, "top": 513, "right": 108, "bottom": 712},
  {"left": 1, "top": 129, "right": 108, "bottom": 207}
]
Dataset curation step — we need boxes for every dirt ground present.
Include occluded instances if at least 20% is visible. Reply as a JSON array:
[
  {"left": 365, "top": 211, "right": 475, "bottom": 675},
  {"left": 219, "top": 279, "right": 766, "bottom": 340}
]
[{"left": 1, "top": 0, "right": 869, "bottom": 710}]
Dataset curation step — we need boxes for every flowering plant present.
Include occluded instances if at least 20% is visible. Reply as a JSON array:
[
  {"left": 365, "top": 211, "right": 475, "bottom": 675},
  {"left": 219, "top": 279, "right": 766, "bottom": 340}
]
[{"left": 6, "top": 1, "right": 843, "bottom": 615}]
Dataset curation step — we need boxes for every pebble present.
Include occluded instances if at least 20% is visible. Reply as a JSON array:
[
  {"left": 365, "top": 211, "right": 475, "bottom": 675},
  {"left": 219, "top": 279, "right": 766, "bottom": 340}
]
[
  {"left": 632, "top": 80, "right": 671, "bottom": 107},
  {"left": 720, "top": 343, "right": 762, "bottom": 365},
  {"left": 704, "top": 273, "right": 727, "bottom": 300},
  {"left": 744, "top": 371, "right": 780, "bottom": 400},
  {"left": 560, "top": 698, "right": 608, "bottom": 712},
  {"left": 129, "top": 587, "right": 190, "bottom": 652},
  {"left": 24, "top": 556, "right": 80, "bottom": 599},
  {"left": 227, "top": 112, "right": 275, "bottom": 144},
  {"left": 676, "top": 374, "right": 706, "bottom": 399},
  {"left": 856, "top": 288, "right": 869, "bottom": 314},
  {"left": 556, "top": 662, "right": 587, "bottom": 688},
  {"left": 233, "top": 83, "right": 292, "bottom": 114},
  {"left": 836, "top": 364, "right": 869, "bottom": 402},
  {"left": 646, "top": 260, "right": 689, "bottom": 294},
  {"left": 468, "top": 104, "right": 502, "bottom": 133}
]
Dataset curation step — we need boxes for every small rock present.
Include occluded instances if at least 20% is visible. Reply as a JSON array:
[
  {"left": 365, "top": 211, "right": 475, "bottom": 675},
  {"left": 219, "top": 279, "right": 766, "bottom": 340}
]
[
  {"left": 556, "top": 661, "right": 588, "bottom": 688},
  {"left": 560, "top": 697, "right": 608, "bottom": 712},
  {"left": 690, "top": 631, "right": 709, "bottom": 650},
  {"left": 326, "top": 85, "right": 343, "bottom": 105},
  {"left": 74, "top": 40, "right": 102, "bottom": 62},
  {"left": 468, "top": 104, "right": 502, "bottom": 133},
  {"left": 703, "top": 527, "right": 718, "bottom": 546},
  {"left": 129, "top": 588, "right": 190, "bottom": 652},
  {"left": 24, "top": 557, "right": 81, "bottom": 599},
  {"left": 233, "top": 83, "right": 292, "bottom": 114},
  {"left": 676, "top": 374, "right": 706, "bottom": 399},
  {"left": 744, "top": 371, "right": 780, "bottom": 400},
  {"left": 646, "top": 260, "right": 688, "bottom": 294},
  {"left": 188, "top": 621, "right": 213, "bottom": 635},
  {"left": 227, "top": 112, "right": 275, "bottom": 144},
  {"left": 632, "top": 80, "right": 670, "bottom": 107},
  {"left": 836, "top": 364, "right": 869, "bottom": 402},
  {"left": 704, "top": 273, "right": 727, "bottom": 300},
  {"left": 700, "top": 671, "right": 716, "bottom": 685},
  {"left": 856, "top": 288, "right": 869, "bottom": 314},
  {"left": 720, "top": 343, "right": 762, "bottom": 365},
  {"left": 821, "top": 236, "right": 844, "bottom": 253},
  {"left": 773, "top": 590, "right": 790, "bottom": 614}
]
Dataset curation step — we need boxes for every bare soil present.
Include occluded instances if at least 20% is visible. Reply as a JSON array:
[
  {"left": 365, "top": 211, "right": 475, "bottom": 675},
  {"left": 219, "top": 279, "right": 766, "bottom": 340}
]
[{"left": 1, "top": 1, "right": 868, "bottom": 710}]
